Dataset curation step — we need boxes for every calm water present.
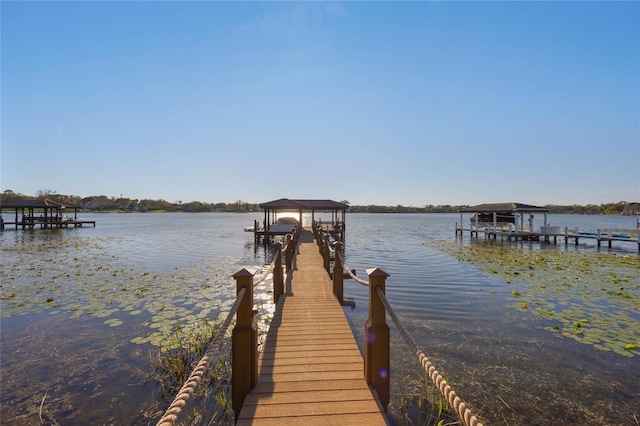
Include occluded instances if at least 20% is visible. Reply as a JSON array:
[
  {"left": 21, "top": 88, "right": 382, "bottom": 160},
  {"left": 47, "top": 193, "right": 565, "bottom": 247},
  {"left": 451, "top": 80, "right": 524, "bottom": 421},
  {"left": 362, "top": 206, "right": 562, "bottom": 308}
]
[{"left": 1, "top": 213, "right": 638, "bottom": 425}]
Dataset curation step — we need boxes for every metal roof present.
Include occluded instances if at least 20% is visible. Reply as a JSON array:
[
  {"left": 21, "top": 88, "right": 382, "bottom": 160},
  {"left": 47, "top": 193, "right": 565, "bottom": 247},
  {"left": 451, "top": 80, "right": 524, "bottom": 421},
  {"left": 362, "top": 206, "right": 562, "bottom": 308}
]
[
  {"left": 259, "top": 198, "right": 349, "bottom": 211},
  {"left": 458, "top": 202, "right": 549, "bottom": 213},
  {"left": 0, "top": 198, "right": 81, "bottom": 209}
]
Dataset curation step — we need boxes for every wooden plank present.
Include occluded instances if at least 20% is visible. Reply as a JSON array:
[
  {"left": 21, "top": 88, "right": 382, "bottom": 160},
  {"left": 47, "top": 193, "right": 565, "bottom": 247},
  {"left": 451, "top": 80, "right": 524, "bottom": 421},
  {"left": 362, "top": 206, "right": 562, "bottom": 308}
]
[
  {"left": 251, "top": 378, "right": 373, "bottom": 394},
  {"left": 243, "top": 388, "right": 378, "bottom": 405},
  {"left": 238, "top": 400, "right": 382, "bottom": 418},
  {"left": 236, "top": 412, "right": 386, "bottom": 426},
  {"left": 259, "top": 354, "right": 364, "bottom": 365}
]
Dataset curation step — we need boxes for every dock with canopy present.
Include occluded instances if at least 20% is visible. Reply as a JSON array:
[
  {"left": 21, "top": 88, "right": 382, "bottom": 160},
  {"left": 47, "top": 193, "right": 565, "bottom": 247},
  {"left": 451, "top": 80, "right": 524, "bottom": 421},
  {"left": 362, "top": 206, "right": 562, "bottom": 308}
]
[{"left": 252, "top": 198, "right": 349, "bottom": 242}]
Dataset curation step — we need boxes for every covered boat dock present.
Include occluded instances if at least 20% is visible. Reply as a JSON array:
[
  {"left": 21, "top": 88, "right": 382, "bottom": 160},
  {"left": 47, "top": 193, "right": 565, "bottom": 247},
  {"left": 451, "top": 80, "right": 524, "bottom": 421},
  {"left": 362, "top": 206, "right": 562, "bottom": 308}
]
[
  {"left": 456, "top": 202, "right": 639, "bottom": 250},
  {"left": 457, "top": 202, "right": 552, "bottom": 241},
  {"left": 0, "top": 198, "right": 95, "bottom": 230},
  {"left": 252, "top": 198, "right": 349, "bottom": 242}
]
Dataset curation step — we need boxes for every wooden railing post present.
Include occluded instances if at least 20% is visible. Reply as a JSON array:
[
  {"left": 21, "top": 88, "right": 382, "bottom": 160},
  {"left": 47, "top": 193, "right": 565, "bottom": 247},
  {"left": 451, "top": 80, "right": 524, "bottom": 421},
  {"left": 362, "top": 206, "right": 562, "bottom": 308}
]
[
  {"left": 273, "top": 242, "right": 284, "bottom": 303},
  {"left": 364, "top": 267, "right": 390, "bottom": 412},
  {"left": 332, "top": 241, "right": 344, "bottom": 303},
  {"left": 232, "top": 268, "right": 257, "bottom": 421},
  {"left": 284, "top": 234, "right": 293, "bottom": 271},
  {"left": 314, "top": 224, "right": 322, "bottom": 249},
  {"left": 323, "top": 235, "right": 331, "bottom": 274},
  {"left": 292, "top": 226, "right": 299, "bottom": 255}
]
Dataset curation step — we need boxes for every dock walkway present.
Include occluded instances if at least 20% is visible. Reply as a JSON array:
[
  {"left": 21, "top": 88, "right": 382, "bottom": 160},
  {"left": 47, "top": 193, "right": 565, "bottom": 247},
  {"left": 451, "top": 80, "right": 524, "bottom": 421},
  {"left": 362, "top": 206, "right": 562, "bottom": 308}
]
[
  {"left": 456, "top": 225, "right": 639, "bottom": 251},
  {"left": 236, "top": 229, "right": 388, "bottom": 425}
]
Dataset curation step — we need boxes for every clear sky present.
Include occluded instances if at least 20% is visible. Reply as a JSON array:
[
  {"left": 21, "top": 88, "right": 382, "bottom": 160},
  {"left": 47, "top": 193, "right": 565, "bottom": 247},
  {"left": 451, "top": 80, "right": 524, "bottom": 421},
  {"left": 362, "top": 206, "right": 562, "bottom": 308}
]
[{"left": 2, "top": 1, "right": 638, "bottom": 207}]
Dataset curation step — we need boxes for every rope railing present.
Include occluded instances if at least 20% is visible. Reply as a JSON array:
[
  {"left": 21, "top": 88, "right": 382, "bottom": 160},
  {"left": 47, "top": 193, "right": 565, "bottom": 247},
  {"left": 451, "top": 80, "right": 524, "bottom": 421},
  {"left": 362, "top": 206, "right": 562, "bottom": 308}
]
[
  {"left": 156, "top": 229, "right": 301, "bottom": 425},
  {"left": 319, "top": 232, "right": 484, "bottom": 426},
  {"left": 376, "top": 286, "right": 484, "bottom": 426},
  {"left": 253, "top": 233, "right": 290, "bottom": 287},
  {"left": 156, "top": 286, "right": 247, "bottom": 426},
  {"left": 253, "top": 258, "right": 276, "bottom": 287},
  {"left": 337, "top": 251, "right": 369, "bottom": 287}
]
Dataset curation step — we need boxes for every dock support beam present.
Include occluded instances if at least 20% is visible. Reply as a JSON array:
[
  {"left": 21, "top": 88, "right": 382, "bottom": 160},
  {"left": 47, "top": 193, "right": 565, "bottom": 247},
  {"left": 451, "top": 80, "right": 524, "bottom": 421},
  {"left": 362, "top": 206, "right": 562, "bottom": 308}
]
[
  {"left": 322, "top": 234, "right": 331, "bottom": 274},
  {"left": 232, "top": 268, "right": 257, "bottom": 421},
  {"left": 365, "top": 268, "right": 390, "bottom": 412},
  {"left": 332, "top": 241, "right": 344, "bottom": 304},
  {"left": 284, "top": 231, "right": 297, "bottom": 272},
  {"left": 273, "top": 242, "right": 284, "bottom": 303}
]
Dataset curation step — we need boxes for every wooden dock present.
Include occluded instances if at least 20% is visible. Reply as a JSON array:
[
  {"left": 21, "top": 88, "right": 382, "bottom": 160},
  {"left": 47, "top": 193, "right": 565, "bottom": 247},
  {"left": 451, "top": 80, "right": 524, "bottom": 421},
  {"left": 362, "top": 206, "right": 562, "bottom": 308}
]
[
  {"left": 236, "top": 229, "right": 388, "bottom": 425},
  {"left": 1, "top": 198, "right": 95, "bottom": 231},
  {"left": 456, "top": 225, "right": 639, "bottom": 251},
  {"left": 1, "top": 218, "right": 96, "bottom": 230}
]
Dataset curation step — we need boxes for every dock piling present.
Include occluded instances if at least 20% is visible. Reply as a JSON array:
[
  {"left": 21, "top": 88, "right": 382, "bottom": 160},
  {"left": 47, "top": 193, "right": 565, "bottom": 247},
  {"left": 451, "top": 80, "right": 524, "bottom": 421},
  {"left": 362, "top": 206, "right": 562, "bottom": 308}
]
[
  {"left": 232, "top": 268, "right": 258, "bottom": 420},
  {"left": 364, "top": 268, "right": 390, "bottom": 412}
]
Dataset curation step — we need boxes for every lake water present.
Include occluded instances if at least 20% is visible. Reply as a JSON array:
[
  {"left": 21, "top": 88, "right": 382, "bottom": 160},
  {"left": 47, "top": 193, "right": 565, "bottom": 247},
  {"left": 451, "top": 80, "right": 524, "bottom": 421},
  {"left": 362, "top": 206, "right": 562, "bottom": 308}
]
[{"left": 1, "top": 213, "right": 638, "bottom": 425}]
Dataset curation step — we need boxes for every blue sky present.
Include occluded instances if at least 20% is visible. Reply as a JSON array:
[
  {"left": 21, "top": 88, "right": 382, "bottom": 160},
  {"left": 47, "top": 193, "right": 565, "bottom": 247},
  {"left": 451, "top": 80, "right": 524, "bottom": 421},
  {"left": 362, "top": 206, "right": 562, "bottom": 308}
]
[{"left": 2, "top": 1, "right": 638, "bottom": 206}]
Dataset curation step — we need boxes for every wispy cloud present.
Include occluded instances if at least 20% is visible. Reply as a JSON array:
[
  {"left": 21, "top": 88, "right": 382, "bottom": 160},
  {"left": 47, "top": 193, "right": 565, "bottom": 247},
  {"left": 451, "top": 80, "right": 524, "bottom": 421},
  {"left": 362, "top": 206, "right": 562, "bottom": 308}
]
[{"left": 253, "top": 2, "right": 346, "bottom": 43}]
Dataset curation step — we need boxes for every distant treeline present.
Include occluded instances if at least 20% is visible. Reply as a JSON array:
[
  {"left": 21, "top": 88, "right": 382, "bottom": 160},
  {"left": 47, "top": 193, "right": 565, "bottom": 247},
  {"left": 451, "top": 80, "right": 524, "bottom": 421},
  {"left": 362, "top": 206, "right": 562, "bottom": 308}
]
[
  {"left": 1, "top": 190, "right": 638, "bottom": 215},
  {"left": 346, "top": 203, "right": 639, "bottom": 215}
]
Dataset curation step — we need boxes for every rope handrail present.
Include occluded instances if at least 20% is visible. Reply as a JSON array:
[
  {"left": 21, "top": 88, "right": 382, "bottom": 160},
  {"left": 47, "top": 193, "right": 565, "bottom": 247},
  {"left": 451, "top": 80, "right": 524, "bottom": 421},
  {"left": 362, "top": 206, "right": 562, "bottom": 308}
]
[
  {"left": 254, "top": 261, "right": 276, "bottom": 287},
  {"left": 156, "top": 286, "right": 247, "bottom": 426},
  {"left": 375, "top": 286, "right": 483, "bottom": 426},
  {"left": 325, "top": 236, "right": 335, "bottom": 254},
  {"left": 336, "top": 251, "right": 369, "bottom": 287},
  {"left": 280, "top": 233, "right": 292, "bottom": 253},
  {"left": 253, "top": 233, "right": 292, "bottom": 287}
]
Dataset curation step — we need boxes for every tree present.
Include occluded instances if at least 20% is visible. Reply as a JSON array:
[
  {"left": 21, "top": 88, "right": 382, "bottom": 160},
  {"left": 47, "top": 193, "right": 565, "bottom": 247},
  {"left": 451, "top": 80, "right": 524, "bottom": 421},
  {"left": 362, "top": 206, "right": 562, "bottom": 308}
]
[{"left": 36, "top": 189, "right": 57, "bottom": 199}]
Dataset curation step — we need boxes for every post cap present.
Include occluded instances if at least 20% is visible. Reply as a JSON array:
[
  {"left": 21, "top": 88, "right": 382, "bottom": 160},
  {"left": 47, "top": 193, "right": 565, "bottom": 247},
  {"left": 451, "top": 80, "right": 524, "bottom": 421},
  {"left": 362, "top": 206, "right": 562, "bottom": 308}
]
[
  {"left": 366, "top": 267, "right": 390, "bottom": 278},
  {"left": 233, "top": 268, "right": 257, "bottom": 278}
]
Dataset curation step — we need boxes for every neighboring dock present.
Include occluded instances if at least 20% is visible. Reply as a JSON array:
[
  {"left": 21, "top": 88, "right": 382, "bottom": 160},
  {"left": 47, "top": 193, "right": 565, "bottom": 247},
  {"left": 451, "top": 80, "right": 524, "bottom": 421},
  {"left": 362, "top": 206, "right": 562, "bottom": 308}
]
[
  {"left": 457, "top": 203, "right": 639, "bottom": 251},
  {"left": 456, "top": 224, "right": 639, "bottom": 250},
  {"left": 1, "top": 217, "right": 96, "bottom": 230},
  {"left": 236, "top": 229, "right": 387, "bottom": 425},
  {"left": 0, "top": 198, "right": 95, "bottom": 230}
]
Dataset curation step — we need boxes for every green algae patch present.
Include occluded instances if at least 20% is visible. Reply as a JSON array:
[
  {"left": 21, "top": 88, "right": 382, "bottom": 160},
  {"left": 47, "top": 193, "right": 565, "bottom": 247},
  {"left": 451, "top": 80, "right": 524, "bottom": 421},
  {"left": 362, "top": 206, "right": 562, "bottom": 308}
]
[{"left": 426, "top": 240, "right": 640, "bottom": 357}]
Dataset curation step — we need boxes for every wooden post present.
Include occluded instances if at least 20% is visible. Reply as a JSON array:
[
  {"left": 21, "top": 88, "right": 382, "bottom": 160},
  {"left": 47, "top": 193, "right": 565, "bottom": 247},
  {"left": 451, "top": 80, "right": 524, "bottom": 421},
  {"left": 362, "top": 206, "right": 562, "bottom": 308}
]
[
  {"left": 232, "top": 268, "right": 258, "bottom": 421},
  {"left": 292, "top": 226, "right": 299, "bottom": 256},
  {"left": 364, "top": 268, "right": 390, "bottom": 412},
  {"left": 315, "top": 225, "right": 322, "bottom": 249},
  {"left": 332, "top": 241, "right": 343, "bottom": 303},
  {"left": 273, "top": 242, "right": 284, "bottom": 303},
  {"left": 493, "top": 212, "right": 497, "bottom": 236},
  {"left": 284, "top": 234, "right": 293, "bottom": 272},
  {"left": 323, "top": 235, "right": 331, "bottom": 274}
]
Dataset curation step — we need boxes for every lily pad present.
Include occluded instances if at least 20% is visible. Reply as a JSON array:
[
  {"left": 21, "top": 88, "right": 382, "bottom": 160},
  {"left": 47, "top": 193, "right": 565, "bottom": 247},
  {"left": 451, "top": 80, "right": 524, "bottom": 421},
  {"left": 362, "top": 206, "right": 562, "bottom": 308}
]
[{"left": 426, "top": 240, "right": 640, "bottom": 357}]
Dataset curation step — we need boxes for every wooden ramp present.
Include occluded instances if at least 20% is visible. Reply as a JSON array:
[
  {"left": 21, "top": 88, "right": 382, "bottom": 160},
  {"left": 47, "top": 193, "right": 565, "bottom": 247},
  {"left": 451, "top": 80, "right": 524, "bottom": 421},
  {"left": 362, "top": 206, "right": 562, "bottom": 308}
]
[{"left": 237, "top": 229, "right": 388, "bottom": 425}]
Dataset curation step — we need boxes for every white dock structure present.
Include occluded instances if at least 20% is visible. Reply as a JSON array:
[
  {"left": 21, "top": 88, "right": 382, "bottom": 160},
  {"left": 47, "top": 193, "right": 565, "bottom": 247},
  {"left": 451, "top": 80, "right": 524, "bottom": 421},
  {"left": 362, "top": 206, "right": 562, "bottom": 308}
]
[{"left": 456, "top": 203, "right": 639, "bottom": 251}]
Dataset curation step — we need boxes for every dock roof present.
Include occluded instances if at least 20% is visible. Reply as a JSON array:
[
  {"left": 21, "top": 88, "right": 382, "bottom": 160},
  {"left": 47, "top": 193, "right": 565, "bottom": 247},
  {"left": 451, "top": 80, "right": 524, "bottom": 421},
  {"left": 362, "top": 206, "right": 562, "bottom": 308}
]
[
  {"left": 259, "top": 198, "right": 349, "bottom": 211},
  {"left": 0, "top": 198, "right": 81, "bottom": 210},
  {"left": 459, "top": 202, "right": 549, "bottom": 213}
]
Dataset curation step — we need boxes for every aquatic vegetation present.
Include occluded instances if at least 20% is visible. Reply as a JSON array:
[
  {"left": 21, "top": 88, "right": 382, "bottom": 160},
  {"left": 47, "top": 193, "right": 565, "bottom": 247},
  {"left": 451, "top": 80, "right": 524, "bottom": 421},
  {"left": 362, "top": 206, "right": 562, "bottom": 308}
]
[
  {"left": 144, "top": 319, "right": 233, "bottom": 423},
  {"left": 393, "top": 373, "right": 457, "bottom": 426},
  {"left": 0, "top": 232, "right": 274, "bottom": 423},
  {"left": 426, "top": 240, "right": 640, "bottom": 357},
  {"left": 0, "top": 235, "right": 252, "bottom": 346}
]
